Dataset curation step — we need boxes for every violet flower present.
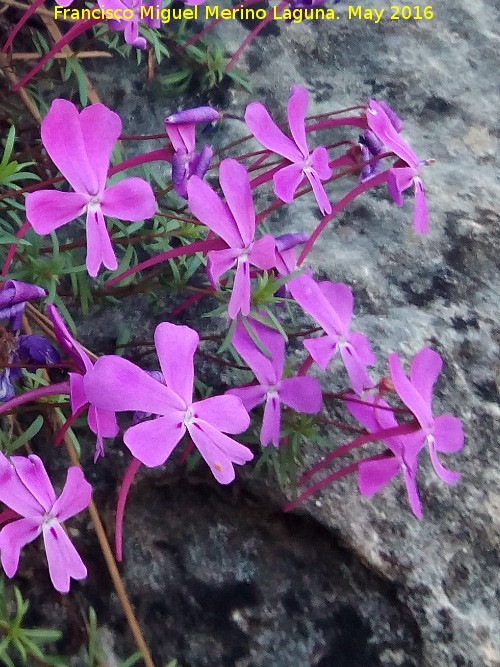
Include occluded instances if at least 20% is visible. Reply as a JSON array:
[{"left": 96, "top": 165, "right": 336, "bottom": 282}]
[
  {"left": 245, "top": 86, "right": 332, "bottom": 215},
  {"left": 47, "top": 305, "right": 119, "bottom": 460},
  {"left": 346, "top": 393, "right": 424, "bottom": 518},
  {"left": 388, "top": 347, "right": 464, "bottom": 483},
  {"left": 84, "top": 322, "right": 253, "bottom": 484},
  {"left": 227, "top": 319, "right": 322, "bottom": 446},
  {"left": 25, "top": 100, "right": 156, "bottom": 277},
  {"left": 366, "top": 99, "right": 431, "bottom": 234},
  {"left": 164, "top": 106, "right": 218, "bottom": 199},
  {"left": 106, "top": 0, "right": 160, "bottom": 49},
  {"left": 289, "top": 274, "right": 375, "bottom": 395},
  {"left": 0, "top": 280, "right": 46, "bottom": 332},
  {"left": 187, "top": 159, "right": 276, "bottom": 319},
  {"left": 0, "top": 453, "right": 91, "bottom": 593},
  {"left": 358, "top": 130, "right": 384, "bottom": 183}
]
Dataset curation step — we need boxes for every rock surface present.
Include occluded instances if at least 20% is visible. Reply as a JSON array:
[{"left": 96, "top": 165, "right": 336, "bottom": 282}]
[{"left": 7, "top": 0, "right": 500, "bottom": 665}]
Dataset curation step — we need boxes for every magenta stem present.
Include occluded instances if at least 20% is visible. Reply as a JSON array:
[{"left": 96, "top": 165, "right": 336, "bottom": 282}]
[
  {"left": 106, "top": 237, "right": 226, "bottom": 287},
  {"left": 0, "top": 509, "right": 20, "bottom": 525},
  {"left": 305, "top": 116, "right": 367, "bottom": 132},
  {"left": 108, "top": 147, "right": 172, "bottom": 176},
  {"left": 298, "top": 421, "right": 419, "bottom": 487},
  {"left": 53, "top": 403, "right": 88, "bottom": 447},
  {"left": 12, "top": 19, "right": 100, "bottom": 91},
  {"left": 283, "top": 462, "right": 361, "bottom": 512},
  {"left": 1, "top": 220, "right": 30, "bottom": 277},
  {"left": 0, "top": 380, "right": 70, "bottom": 416},
  {"left": 2, "top": 0, "right": 46, "bottom": 52},
  {"left": 183, "top": 0, "right": 266, "bottom": 48},
  {"left": 115, "top": 457, "right": 142, "bottom": 562}
]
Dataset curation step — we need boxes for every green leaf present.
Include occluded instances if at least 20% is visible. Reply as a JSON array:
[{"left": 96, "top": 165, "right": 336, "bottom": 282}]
[{"left": 6, "top": 416, "right": 44, "bottom": 455}]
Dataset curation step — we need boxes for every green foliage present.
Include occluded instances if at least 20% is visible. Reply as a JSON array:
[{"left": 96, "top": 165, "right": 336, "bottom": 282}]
[
  {"left": 0, "top": 578, "right": 68, "bottom": 667},
  {"left": 0, "top": 126, "right": 39, "bottom": 189}
]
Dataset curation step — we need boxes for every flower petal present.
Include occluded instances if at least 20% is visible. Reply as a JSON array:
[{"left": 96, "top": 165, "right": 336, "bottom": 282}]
[
  {"left": 358, "top": 457, "right": 401, "bottom": 496},
  {"left": 348, "top": 332, "right": 376, "bottom": 366},
  {"left": 228, "top": 259, "right": 250, "bottom": 319},
  {"left": 339, "top": 342, "right": 375, "bottom": 395},
  {"left": 80, "top": 104, "right": 121, "bottom": 193},
  {"left": 305, "top": 169, "right": 332, "bottom": 215},
  {"left": 279, "top": 376, "right": 322, "bottom": 413},
  {"left": 226, "top": 385, "right": 267, "bottom": 411},
  {"left": 317, "top": 282, "right": 353, "bottom": 332},
  {"left": 287, "top": 86, "right": 309, "bottom": 158},
  {"left": 232, "top": 318, "right": 283, "bottom": 384},
  {"left": 165, "top": 124, "right": 195, "bottom": 154},
  {"left": 409, "top": 347, "right": 442, "bottom": 407},
  {"left": 413, "top": 177, "right": 429, "bottom": 235},
  {"left": 245, "top": 102, "right": 302, "bottom": 163},
  {"left": 206, "top": 248, "right": 239, "bottom": 288},
  {"left": 11, "top": 455, "right": 56, "bottom": 513},
  {"left": 310, "top": 145, "right": 333, "bottom": 181},
  {"left": 84, "top": 355, "right": 184, "bottom": 414},
  {"left": 51, "top": 467, "right": 92, "bottom": 523},
  {"left": 193, "top": 395, "right": 250, "bottom": 434},
  {"left": 0, "top": 519, "right": 40, "bottom": 578},
  {"left": 187, "top": 176, "right": 242, "bottom": 248},
  {"left": 367, "top": 100, "right": 419, "bottom": 167},
  {"left": 304, "top": 335, "right": 338, "bottom": 371},
  {"left": 249, "top": 235, "right": 276, "bottom": 272},
  {"left": 26, "top": 190, "right": 87, "bottom": 234},
  {"left": 273, "top": 163, "right": 304, "bottom": 203},
  {"left": 41, "top": 99, "right": 98, "bottom": 195},
  {"left": 100, "top": 177, "right": 156, "bottom": 221},
  {"left": 124, "top": 415, "right": 186, "bottom": 467},
  {"left": 0, "top": 454, "right": 44, "bottom": 517},
  {"left": 428, "top": 438, "right": 461, "bottom": 484},
  {"left": 47, "top": 304, "right": 91, "bottom": 373},
  {"left": 219, "top": 159, "right": 255, "bottom": 247},
  {"left": 154, "top": 322, "right": 198, "bottom": 405},
  {"left": 289, "top": 274, "right": 342, "bottom": 337},
  {"left": 388, "top": 352, "right": 434, "bottom": 429},
  {"left": 402, "top": 464, "right": 423, "bottom": 519},
  {"left": 188, "top": 420, "right": 253, "bottom": 484},
  {"left": 85, "top": 206, "right": 117, "bottom": 277},
  {"left": 433, "top": 415, "right": 464, "bottom": 453},
  {"left": 260, "top": 394, "right": 281, "bottom": 447},
  {"left": 43, "top": 522, "right": 87, "bottom": 593}
]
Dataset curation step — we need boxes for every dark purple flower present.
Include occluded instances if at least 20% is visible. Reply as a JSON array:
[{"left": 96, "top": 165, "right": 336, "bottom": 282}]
[
  {"left": 0, "top": 280, "right": 46, "bottom": 332},
  {"left": 358, "top": 130, "right": 384, "bottom": 182}
]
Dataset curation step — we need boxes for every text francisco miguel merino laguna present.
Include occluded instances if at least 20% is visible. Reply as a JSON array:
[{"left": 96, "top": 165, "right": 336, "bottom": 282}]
[{"left": 54, "top": 4, "right": 353, "bottom": 24}]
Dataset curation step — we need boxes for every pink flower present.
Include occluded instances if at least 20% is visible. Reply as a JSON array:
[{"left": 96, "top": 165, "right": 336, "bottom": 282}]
[
  {"left": 346, "top": 393, "right": 424, "bottom": 518},
  {"left": 0, "top": 453, "right": 91, "bottom": 593},
  {"left": 245, "top": 86, "right": 332, "bottom": 214},
  {"left": 84, "top": 322, "right": 253, "bottom": 484},
  {"left": 289, "top": 274, "right": 375, "bottom": 395},
  {"left": 164, "top": 106, "right": 218, "bottom": 198},
  {"left": 187, "top": 159, "right": 276, "bottom": 319},
  {"left": 366, "top": 99, "right": 431, "bottom": 235},
  {"left": 227, "top": 318, "right": 322, "bottom": 446},
  {"left": 47, "top": 305, "right": 119, "bottom": 460},
  {"left": 388, "top": 347, "right": 464, "bottom": 483},
  {"left": 25, "top": 100, "right": 156, "bottom": 277},
  {"left": 106, "top": 0, "right": 160, "bottom": 49}
]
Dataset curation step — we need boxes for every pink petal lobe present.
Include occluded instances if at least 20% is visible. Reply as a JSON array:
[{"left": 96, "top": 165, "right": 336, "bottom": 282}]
[
  {"left": 304, "top": 335, "right": 337, "bottom": 370},
  {"left": 289, "top": 274, "right": 341, "bottom": 337},
  {"left": 165, "top": 124, "right": 195, "bottom": 153},
  {"left": 232, "top": 319, "right": 283, "bottom": 384},
  {"left": 273, "top": 163, "right": 304, "bottom": 203},
  {"left": 413, "top": 177, "right": 429, "bottom": 235},
  {"left": 428, "top": 439, "right": 461, "bottom": 484},
  {"left": 305, "top": 169, "right": 332, "bottom": 215},
  {"left": 85, "top": 207, "right": 117, "bottom": 277},
  {"left": 367, "top": 100, "right": 419, "bottom": 167},
  {"left": 193, "top": 395, "right": 250, "bottom": 434},
  {"left": 43, "top": 522, "right": 87, "bottom": 593},
  {"left": 0, "top": 519, "right": 41, "bottom": 578},
  {"left": 279, "top": 376, "right": 322, "bottom": 413},
  {"left": 26, "top": 190, "right": 88, "bottom": 234},
  {"left": 187, "top": 176, "right": 242, "bottom": 247},
  {"left": 84, "top": 355, "right": 184, "bottom": 414},
  {"left": 80, "top": 104, "right": 121, "bottom": 193},
  {"left": 0, "top": 456, "right": 44, "bottom": 517},
  {"left": 206, "top": 248, "right": 239, "bottom": 287},
  {"left": 388, "top": 353, "right": 433, "bottom": 429},
  {"left": 124, "top": 415, "right": 186, "bottom": 467},
  {"left": 51, "top": 467, "right": 92, "bottom": 523},
  {"left": 402, "top": 466, "right": 423, "bottom": 519},
  {"left": 226, "top": 385, "right": 267, "bottom": 411},
  {"left": 340, "top": 342, "right": 374, "bottom": 395},
  {"left": 244, "top": 102, "right": 302, "bottom": 163},
  {"left": 317, "top": 282, "right": 353, "bottom": 332},
  {"left": 228, "top": 260, "right": 251, "bottom": 319},
  {"left": 409, "top": 347, "right": 442, "bottom": 407},
  {"left": 219, "top": 159, "right": 255, "bottom": 246},
  {"left": 260, "top": 394, "right": 281, "bottom": 447},
  {"left": 41, "top": 99, "right": 98, "bottom": 195},
  {"left": 433, "top": 415, "right": 464, "bottom": 453},
  {"left": 11, "top": 455, "right": 56, "bottom": 512},
  {"left": 70, "top": 373, "right": 87, "bottom": 414},
  {"left": 358, "top": 457, "right": 401, "bottom": 496},
  {"left": 387, "top": 167, "right": 415, "bottom": 206},
  {"left": 287, "top": 86, "right": 309, "bottom": 158},
  {"left": 188, "top": 420, "right": 253, "bottom": 483},
  {"left": 310, "top": 146, "right": 332, "bottom": 180},
  {"left": 154, "top": 322, "right": 198, "bottom": 405},
  {"left": 348, "top": 332, "right": 376, "bottom": 366},
  {"left": 387, "top": 170, "right": 404, "bottom": 206},
  {"left": 248, "top": 234, "right": 276, "bottom": 270},
  {"left": 101, "top": 178, "right": 156, "bottom": 221}
]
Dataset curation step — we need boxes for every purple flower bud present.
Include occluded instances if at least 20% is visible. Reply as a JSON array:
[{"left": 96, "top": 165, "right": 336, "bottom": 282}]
[
  {"left": 165, "top": 106, "right": 220, "bottom": 126},
  {"left": 0, "top": 280, "right": 46, "bottom": 332},
  {"left": 17, "top": 334, "right": 60, "bottom": 365},
  {"left": 132, "top": 370, "right": 165, "bottom": 424},
  {"left": 376, "top": 101, "right": 404, "bottom": 133},
  {"left": 192, "top": 145, "right": 213, "bottom": 179},
  {"left": 275, "top": 233, "right": 309, "bottom": 253},
  {"left": 0, "top": 369, "right": 15, "bottom": 402},
  {"left": 172, "top": 149, "right": 190, "bottom": 198},
  {"left": 361, "top": 129, "right": 383, "bottom": 156}
]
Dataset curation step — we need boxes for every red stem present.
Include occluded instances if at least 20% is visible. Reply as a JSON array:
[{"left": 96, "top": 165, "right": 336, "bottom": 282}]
[
  {"left": 1, "top": 220, "right": 30, "bottom": 277},
  {"left": 283, "top": 462, "right": 361, "bottom": 512},
  {"left": 53, "top": 403, "right": 88, "bottom": 447},
  {"left": 115, "top": 457, "right": 142, "bottom": 562},
  {"left": 0, "top": 380, "right": 70, "bottom": 416},
  {"left": 2, "top": 0, "right": 46, "bottom": 52}
]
